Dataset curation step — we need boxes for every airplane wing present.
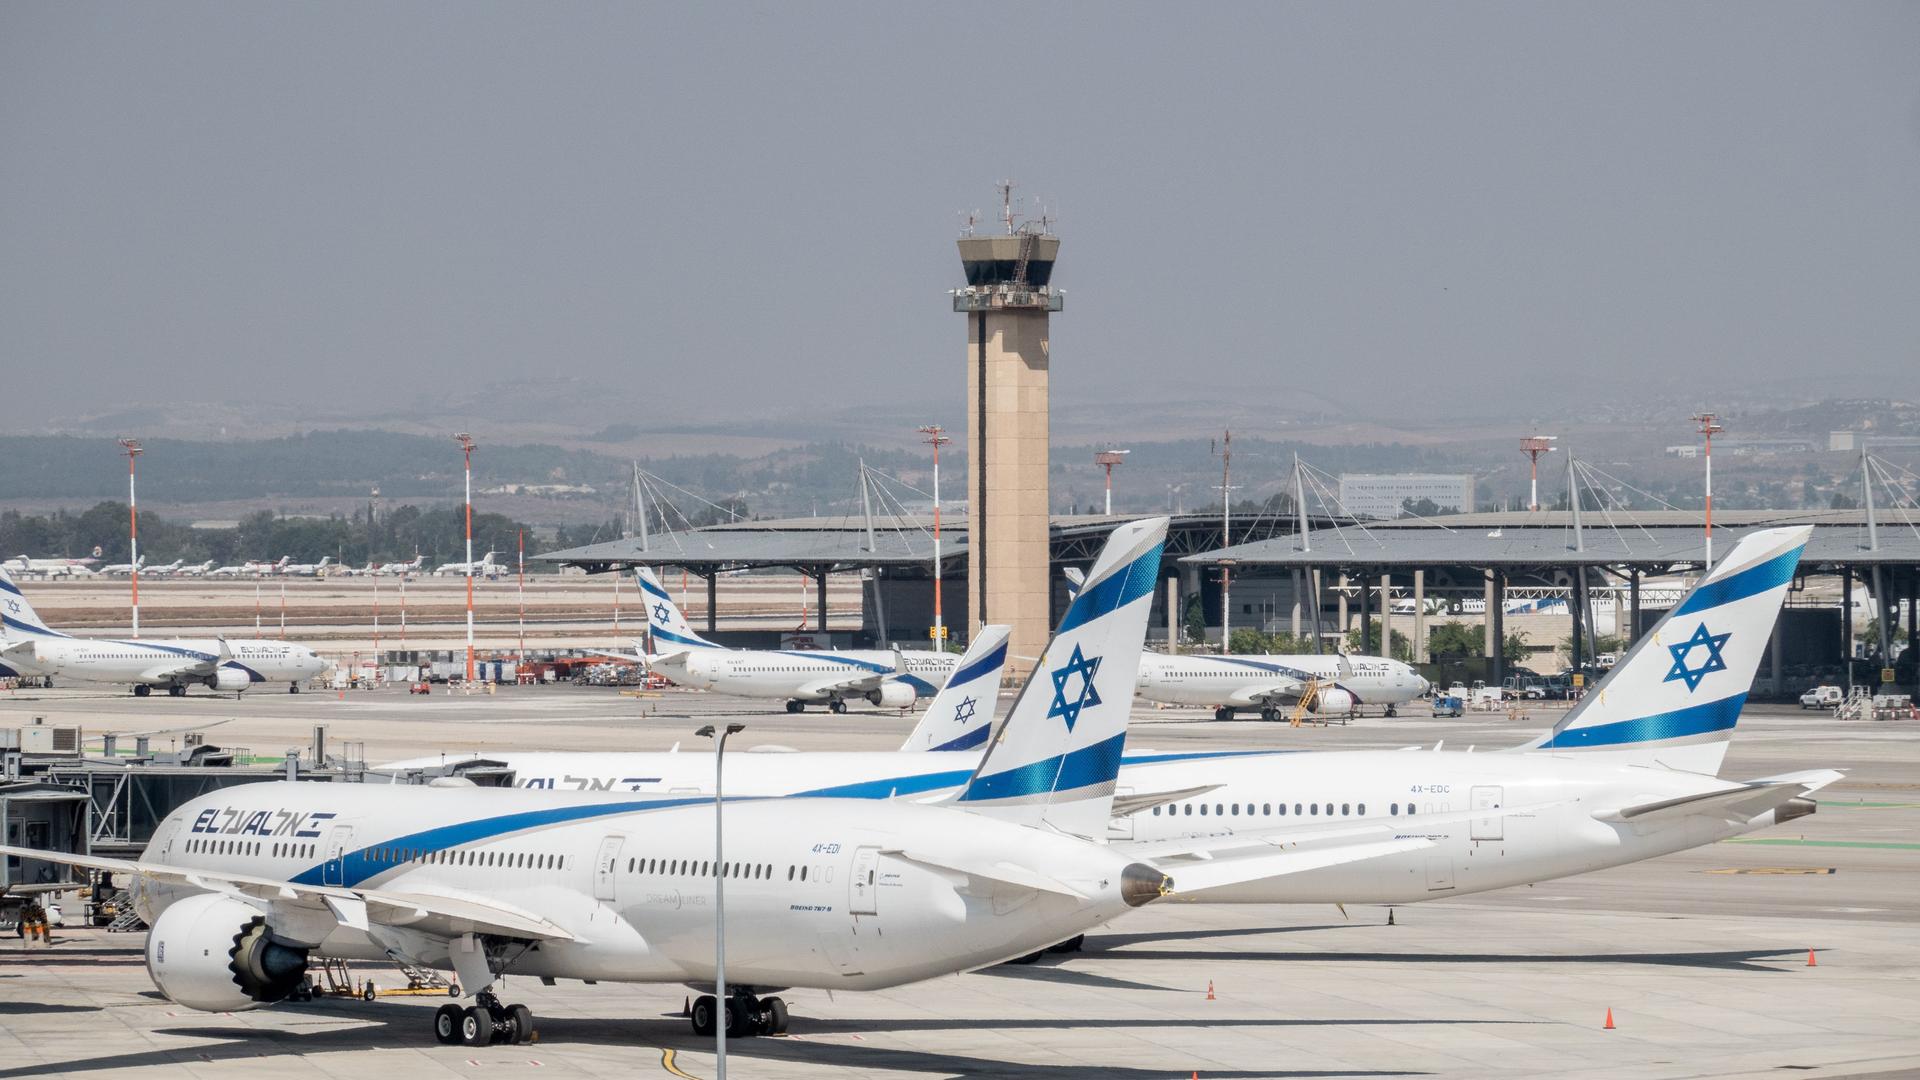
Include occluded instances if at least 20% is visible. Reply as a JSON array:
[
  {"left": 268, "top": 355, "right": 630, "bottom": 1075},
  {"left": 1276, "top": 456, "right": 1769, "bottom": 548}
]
[
  {"left": 0, "top": 639, "right": 36, "bottom": 662},
  {"left": 133, "top": 637, "right": 235, "bottom": 685},
  {"left": 1120, "top": 798, "right": 1568, "bottom": 864},
  {"left": 795, "top": 672, "right": 892, "bottom": 697},
  {"left": 0, "top": 845, "right": 573, "bottom": 943},
  {"left": 1228, "top": 680, "right": 1310, "bottom": 707},
  {"left": 1595, "top": 770, "right": 1843, "bottom": 826},
  {"left": 1155, "top": 837, "right": 1434, "bottom": 895}
]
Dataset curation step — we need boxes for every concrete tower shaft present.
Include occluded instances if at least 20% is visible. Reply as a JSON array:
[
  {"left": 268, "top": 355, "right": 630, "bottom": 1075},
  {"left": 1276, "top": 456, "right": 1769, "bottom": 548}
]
[{"left": 956, "top": 232, "right": 1062, "bottom": 675}]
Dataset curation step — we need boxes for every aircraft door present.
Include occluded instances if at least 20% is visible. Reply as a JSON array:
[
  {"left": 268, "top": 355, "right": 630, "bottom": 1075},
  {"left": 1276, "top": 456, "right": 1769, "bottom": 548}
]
[
  {"left": 1470, "top": 786, "right": 1504, "bottom": 841},
  {"left": 593, "top": 835, "right": 625, "bottom": 902},
  {"left": 848, "top": 846, "right": 881, "bottom": 916},
  {"left": 322, "top": 825, "right": 354, "bottom": 887}
]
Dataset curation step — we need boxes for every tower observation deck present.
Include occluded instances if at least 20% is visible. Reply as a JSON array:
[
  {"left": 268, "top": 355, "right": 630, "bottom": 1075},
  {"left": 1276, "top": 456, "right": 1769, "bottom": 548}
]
[{"left": 954, "top": 225, "right": 1061, "bottom": 674}]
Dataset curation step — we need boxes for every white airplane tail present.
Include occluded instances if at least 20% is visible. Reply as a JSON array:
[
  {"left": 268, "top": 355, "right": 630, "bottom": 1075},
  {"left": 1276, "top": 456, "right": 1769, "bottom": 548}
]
[
  {"left": 951, "top": 517, "right": 1167, "bottom": 838},
  {"left": 635, "top": 566, "right": 721, "bottom": 650},
  {"left": 1519, "top": 526, "right": 1810, "bottom": 776},
  {"left": 0, "top": 567, "right": 62, "bottom": 638},
  {"left": 901, "top": 625, "right": 1011, "bottom": 752}
]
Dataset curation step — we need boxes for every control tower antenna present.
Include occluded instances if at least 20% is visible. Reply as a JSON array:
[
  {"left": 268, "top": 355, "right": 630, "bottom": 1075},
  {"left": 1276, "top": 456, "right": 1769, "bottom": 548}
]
[
  {"left": 998, "top": 179, "right": 1017, "bottom": 234},
  {"left": 1519, "top": 435, "right": 1557, "bottom": 512}
]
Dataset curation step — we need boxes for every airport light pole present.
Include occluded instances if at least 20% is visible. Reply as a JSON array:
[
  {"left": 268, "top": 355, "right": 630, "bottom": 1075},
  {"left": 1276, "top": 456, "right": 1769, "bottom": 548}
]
[
  {"left": 918, "top": 425, "right": 952, "bottom": 650},
  {"left": 1691, "top": 414, "right": 1723, "bottom": 566},
  {"left": 1519, "top": 435, "right": 1556, "bottom": 512},
  {"left": 118, "top": 438, "right": 142, "bottom": 637},
  {"left": 1095, "top": 449, "right": 1130, "bottom": 516},
  {"left": 696, "top": 722, "right": 745, "bottom": 1079},
  {"left": 454, "top": 433, "right": 477, "bottom": 681}
]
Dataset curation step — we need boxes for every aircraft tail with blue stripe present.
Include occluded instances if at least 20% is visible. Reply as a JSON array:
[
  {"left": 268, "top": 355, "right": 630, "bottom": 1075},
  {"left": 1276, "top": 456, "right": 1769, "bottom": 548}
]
[
  {"left": 1520, "top": 525, "right": 1810, "bottom": 776},
  {"left": 634, "top": 566, "right": 721, "bottom": 652},
  {"left": 901, "top": 625, "right": 1010, "bottom": 752},
  {"left": 0, "top": 567, "right": 62, "bottom": 639},
  {"left": 952, "top": 517, "right": 1168, "bottom": 838}
]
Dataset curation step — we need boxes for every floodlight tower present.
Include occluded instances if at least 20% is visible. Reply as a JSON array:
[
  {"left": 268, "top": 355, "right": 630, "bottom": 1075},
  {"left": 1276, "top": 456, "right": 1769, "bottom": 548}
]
[
  {"left": 454, "top": 432, "right": 478, "bottom": 681},
  {"left": 918, "top": 424, "right": 953, "bottom": 649},
  {"left": 1691, "top": 413, "right": 1724, "bottom": 565},
  {"left": 953, "top": 182, "right": 1061, "bottom": 671},
  {"left": 1095, "top": 449, "right": 1130, "bottom": 516},
  {"left": 1519, "top": 435, "right": 1556, "bottom": 512},
  {"left": 118, "top": 438, "right": 143, "bottom": 637}
]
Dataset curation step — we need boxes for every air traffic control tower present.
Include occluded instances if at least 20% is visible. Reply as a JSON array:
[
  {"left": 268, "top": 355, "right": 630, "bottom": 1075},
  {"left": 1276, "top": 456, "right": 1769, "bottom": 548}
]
[{"left": 954, "top": 220, "right": 1062, "bottom": 673}]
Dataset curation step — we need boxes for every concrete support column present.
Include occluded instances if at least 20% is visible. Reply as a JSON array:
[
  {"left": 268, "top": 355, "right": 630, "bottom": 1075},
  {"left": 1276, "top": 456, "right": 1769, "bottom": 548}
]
[
  {"left": 1165, "top": 575, "right": 1181, "bottom": 654},
  {"left": 1358, "top": 572, "right": 1372, "bottom": 653},
  {"left": 1412, "top": 569, "right": 1427, "bottom": 664},
  {"left": 869, "top": 569, "right": 889, "bottom": 648},
  {"left": 1629, "top": 568, "right": 1641, "bottom": 644},
  {"left": 816, "top": 571, "right": 829, "bottom": 634},
  {"left": 1871, "top": 565, "right": 1892, "bottom": 678},
  {"left": 1571, "top": 570, "right": 1586, "bottom": 671},
  {"left": 1380, "top": 572, "right": 1393, "bottom": 659},
  {"left": 1483, "top": 570, "right": 1496, "bottom": 659},
  {"left": 1309, "top": 567, "right": 1324, "bottom": 653},
  {"left": 1338, "top": 574, "right": 1350, "bottom": 638},
  {"left": 1843, "top": 570, "right": 1854, "bottom": 692},
  {"left": 1290, "top": 569, "right": 1303, "bottom": 640},
  {"left": 1769, "top": 615, "right": 1784, "bottom": 694},
  {"left": 1490, "top": 571, "right": 1507, "bottom": 686},
  {"left": 706, "top": 572, "right": 719, "bottom": 634}
]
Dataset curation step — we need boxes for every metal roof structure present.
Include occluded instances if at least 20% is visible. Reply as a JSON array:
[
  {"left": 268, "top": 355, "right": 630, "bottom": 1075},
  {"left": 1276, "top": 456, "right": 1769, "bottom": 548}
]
[
  {"left": 536, "top": 511, "right": 1333, "bottom": 576},
  {"left": 1184, "top": 509, "right": 1920, "bottom": 572}
]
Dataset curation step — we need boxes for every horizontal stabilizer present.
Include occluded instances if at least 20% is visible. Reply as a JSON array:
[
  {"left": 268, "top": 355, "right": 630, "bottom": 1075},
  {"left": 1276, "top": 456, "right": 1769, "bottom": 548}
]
[
  {"left": 1595, "top": 769, "right": 1843, "bottom": 825},
  {"left": 883, "top": 847, "right": 1089, "bottom": 899},
  {"left": 1109, "top": 785, "right": 1223, "bottom": 819}
]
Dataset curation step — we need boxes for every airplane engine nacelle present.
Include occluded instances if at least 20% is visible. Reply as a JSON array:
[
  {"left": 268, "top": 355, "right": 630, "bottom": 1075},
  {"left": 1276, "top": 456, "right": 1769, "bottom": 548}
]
[
  {"left": 145, "top": 894, "right": 309, "bottom": 1011},
  {"left": 867, "top": 681, "right": 917, "bottom": 709},
  {"left": 210, "top": 667, "right": 252, "bottom": 692},
  {"left": 1308, "top": 688, "right": 1356, "bottom": 715}
]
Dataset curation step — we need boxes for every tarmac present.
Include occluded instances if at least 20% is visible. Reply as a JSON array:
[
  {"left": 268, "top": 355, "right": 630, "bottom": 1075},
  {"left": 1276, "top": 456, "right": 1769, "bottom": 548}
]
[{"left": 2, "top": 686, "right": 1918, "bottom": 1079}]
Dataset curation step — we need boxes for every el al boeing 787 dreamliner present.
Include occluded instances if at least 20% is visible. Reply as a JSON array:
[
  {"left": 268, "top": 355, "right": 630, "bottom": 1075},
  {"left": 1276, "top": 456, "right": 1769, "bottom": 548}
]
[
  {"left": 391, "top": 526, "right": 1837, "bottom": 910},
  {"left": 0, "top": 568, "right": 329, "bottom": 695},
  {"left": 5, "top": 519, "right": 1402, "bottom": 1046}
]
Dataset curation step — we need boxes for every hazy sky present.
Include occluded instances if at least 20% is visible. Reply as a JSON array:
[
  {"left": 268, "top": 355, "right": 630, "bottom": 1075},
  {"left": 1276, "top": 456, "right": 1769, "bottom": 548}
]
[{"left": 4, "top": 3, "right": 1917, "bottom": 429}]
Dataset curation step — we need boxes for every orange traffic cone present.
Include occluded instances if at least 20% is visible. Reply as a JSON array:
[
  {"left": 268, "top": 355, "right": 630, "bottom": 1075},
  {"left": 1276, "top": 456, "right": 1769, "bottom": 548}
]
[
  {"left": 1205, "top": 980, "right": 1216, "bottom": 1001},
  {"left": 1603, "top": 1008, "right": 1615, "bottom": 1030},
  {"left": 1807, "top": 949, "right": 1817, "bottom": 967}
]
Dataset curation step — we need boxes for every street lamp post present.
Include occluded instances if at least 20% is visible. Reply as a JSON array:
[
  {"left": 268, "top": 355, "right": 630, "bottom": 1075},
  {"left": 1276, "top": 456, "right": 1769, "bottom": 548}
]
[
  {"left": 118, "top": 439, "right": 143, "bottom": 637},
  {"left": 917, "top": 425, "right": 952, "bottom": 650},
  {"left": 1095, "top": 449, "right": 1130, "bottom": 516},
  {"left": 1690, "top": 414, "right": 1723, "bottom": 566},
  {"left": 695, "top": 722, "right": 745, "bottom": 1078},
  {"left": 454, "top": 433, "right": 477, "bottom": 681}
]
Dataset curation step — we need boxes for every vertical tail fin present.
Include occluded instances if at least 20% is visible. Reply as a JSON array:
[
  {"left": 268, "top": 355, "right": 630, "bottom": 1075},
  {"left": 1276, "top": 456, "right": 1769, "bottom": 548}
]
[
  {"left": 634, "top": 566, "right": 721, "bottom": 649},
  {"left": 952, "top": 518, "right": 1168, "bottom": 837},
  {"left": 901, "top": 625, "right": 1010, "bottom": 752},
  {"left": 0, "top": 567, "right": 61, "bottom": 638},
  {"left": 1521, "top": 525, "right": 1810, "bottom": 775}
]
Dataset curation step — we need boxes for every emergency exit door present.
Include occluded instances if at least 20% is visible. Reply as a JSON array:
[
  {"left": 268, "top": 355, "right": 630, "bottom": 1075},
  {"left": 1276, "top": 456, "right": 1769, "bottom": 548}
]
[
  {"left": 848, "top": 846, "right": 881, "bottom": 915},
  {"left": 1471, "top": 786, "right": 1504, "bottom": 841}
]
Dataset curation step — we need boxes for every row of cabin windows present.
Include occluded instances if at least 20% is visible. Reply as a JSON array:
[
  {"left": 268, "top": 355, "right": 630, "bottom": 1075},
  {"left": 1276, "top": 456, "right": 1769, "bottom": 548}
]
[
  {"left": 625, "top": 857, "right": 816, "bottom": 882},
  {"left": 187, "top": 839, "right": 318, "bottom": 859},
  {"left": 1151, "top": 801, "right": 1417, "bottom": 819},
  {"left": 181, "top": 837, "right": 567, "bottom": 870}
]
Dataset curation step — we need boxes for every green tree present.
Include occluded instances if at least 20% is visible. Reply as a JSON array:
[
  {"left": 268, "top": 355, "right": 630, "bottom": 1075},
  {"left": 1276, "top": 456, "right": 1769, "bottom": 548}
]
[
  {"left": 1183, "top": 595, "right": 1206, "bottom": 646},
  {"left": 1345, "top": 619, "right": 1412, "bottom": 661},
  {"left": 1427, "top": 620, "right": 1482, "bottom": 658}
]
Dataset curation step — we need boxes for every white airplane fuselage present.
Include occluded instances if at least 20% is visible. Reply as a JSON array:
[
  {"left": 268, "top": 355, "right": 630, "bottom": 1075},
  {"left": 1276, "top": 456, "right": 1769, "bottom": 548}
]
[
  {"left": 11, "top": 637, "right": 329, "bottom": 691},
  {"left": 655, "top": 649, "right": 959, "bottom": 705},
  {"left": 1135, "top": 652, "right": 1430, "bottom": 712},
  {"left": 136, "top": 782, "right": 1158, "bottom": 994},
  {"left": 382, "top": 746, "right": 1812, "bottom": 905}
]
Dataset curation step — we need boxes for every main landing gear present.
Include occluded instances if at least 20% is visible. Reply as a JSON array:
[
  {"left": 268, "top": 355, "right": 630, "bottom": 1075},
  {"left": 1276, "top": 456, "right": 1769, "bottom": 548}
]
[
  {"left": 167, "top": 685, "right": 187, "bottom": 697},
  {"left": 1384, "top": 704, "right": 1398, "bottom": 717},
  {"left": 689, "top": 989, "right": 788, "bottom": 1037},
  {"left": 289, "top": 683, "right": 301, "bottom": 694},
  {"left": 133, "top": 685, "right": 152, "bottom": 697},
  {"left": 1213, "top": 706, "right": 1235, "bottom": 722},
  {"left": 828, "top": 700, "right": 848, "bottom": 715},
  {"left": 784, "top": 700, "right": 805, "bottom": 714},
  {"left": 435, "top": 990, "right": 535, "bottom": 1046}
]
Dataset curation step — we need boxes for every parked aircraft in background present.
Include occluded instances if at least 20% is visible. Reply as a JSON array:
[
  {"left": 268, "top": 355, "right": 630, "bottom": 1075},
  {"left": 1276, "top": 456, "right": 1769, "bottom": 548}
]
[
  {"left": 0, "top": 568, "right": 330, "bottom": 696},
  {"left": 100, "top": 556, "right": 146, "bottom": 576},
  {"left": 637, "top": 567, "right": 958, "bottom": 711},
  {"left": 1135, "top": 651, "right": 1430, "bottom": 720},
  {"left": 282, "top": 556, "right": 334, "bottom": 577},
  {"left": 164, "top": 561, "right": 217, "bottom": 578},
  {"left": 4, "top": 556, "right": 97, "bottom": 579},
  {"left": 377, "top": 555, "right": 425, "bottom": 576},
  {"left": 209, "top": 557, "right": 290, "bottom": 578},
  {"left": 435, "top": 551, "right": 501, "bottom": 578}
]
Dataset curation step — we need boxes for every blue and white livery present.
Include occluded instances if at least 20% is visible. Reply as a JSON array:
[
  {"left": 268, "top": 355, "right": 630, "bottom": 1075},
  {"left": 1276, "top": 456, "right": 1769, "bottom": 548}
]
[
  {"left": 899, "top": 624, "right": 1009, "bottom": 752},
  {"left": 635, "top": 566, "right": 959, "bottom": 712},
  {"left": 0, "top": 568, "right": 329, "bottom": 696}
]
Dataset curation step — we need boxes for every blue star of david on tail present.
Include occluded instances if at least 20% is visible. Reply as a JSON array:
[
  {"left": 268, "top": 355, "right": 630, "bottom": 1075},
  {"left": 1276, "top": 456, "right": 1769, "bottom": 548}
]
[
  {"left": 1047, "top": 644, "right": 1103, "bottom": 731},
  {"left": 952, "top": 696, "right": 976, "bottom": 726},
  {"left": 651, "top": 602, "right": 671, "bottom": 624},
  {"left": 1663, "top": 623, "right": 1731, "bottom": 692}
]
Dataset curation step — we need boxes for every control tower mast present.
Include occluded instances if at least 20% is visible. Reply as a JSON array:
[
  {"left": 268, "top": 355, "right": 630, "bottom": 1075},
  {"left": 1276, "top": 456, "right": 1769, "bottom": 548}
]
[{"left": 953, "top": 184, "right": 1062, "bottom": 674}]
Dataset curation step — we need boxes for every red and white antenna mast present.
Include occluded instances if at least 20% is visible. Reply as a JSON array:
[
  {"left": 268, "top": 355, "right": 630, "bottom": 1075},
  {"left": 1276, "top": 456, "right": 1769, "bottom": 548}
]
[
  {"left": 1519, "top": 435, "right": 1556, "bottom": 512},
  {"left": 1691, "top": 413, "right": 1724, "bottom": 565}
]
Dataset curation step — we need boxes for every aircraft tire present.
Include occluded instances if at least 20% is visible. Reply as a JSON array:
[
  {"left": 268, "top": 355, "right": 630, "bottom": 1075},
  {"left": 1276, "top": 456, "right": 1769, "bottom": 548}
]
[
  {"left": 1213, "top": 706, "right": 1234, "bottom": 722},
  {"left": 784, "top": 700, "right": 804, "bottom": 714},
  {"left": 829, "top": 700, "right": 847, "bottom": 714},
  {"left": 763, "top": 996, "right": 788, "bottom": 1035},
  {"left": 460, "top": 1005, "right": 492, "bottom": 1046},
  {"left": 433, "top": 1004, "right": 462, "bottom": 1044},
  {"left": 506, "top": 1003, "right": 534, "bottom": 1044},
  {"left": 690, "top": 995, "right": 717, "bottom": 1036},
  {"left": 134, "top": 685, "right": 151, "bottom": 697}
]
